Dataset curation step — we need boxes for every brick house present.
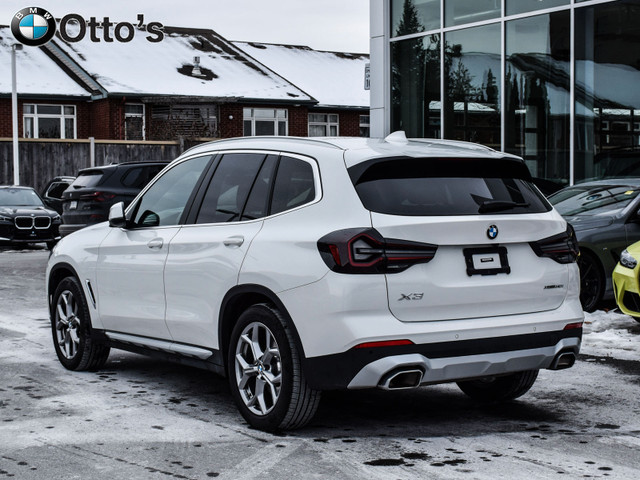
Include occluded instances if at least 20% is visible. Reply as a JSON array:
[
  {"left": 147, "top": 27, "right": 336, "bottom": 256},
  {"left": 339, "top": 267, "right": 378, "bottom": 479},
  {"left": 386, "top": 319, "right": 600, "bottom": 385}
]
[{"left": 0, "top": 25, "right": 370, "bottom": 142}]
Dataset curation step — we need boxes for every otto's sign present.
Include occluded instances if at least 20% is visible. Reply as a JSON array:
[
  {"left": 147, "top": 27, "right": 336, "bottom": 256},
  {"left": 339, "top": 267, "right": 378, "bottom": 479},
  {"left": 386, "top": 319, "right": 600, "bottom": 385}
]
[{"left": 11, "top": 6, "right": 165, "bottom": 47}]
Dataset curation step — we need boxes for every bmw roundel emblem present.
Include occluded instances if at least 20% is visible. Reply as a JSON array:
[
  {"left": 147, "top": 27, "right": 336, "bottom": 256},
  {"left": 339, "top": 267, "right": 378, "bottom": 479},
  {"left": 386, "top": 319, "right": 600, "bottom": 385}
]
[
  {"left": 487, "top": 225, "right": 498, "bottom": 240},
  {"left": 11, "top": 7, "right": 57, "bottom": 47}
]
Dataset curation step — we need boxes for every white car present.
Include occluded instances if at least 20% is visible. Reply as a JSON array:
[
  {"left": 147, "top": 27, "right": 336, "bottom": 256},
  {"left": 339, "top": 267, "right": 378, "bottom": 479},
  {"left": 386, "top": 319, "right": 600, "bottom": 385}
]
[{"left": 47, "top": 133, "right": 584, "bottom": 431}]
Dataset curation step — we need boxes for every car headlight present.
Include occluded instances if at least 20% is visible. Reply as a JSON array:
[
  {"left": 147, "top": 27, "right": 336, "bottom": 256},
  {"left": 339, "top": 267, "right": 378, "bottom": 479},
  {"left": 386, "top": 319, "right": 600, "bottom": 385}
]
[
  {"left": 620, "top": 249, "right": 638, "bottom": 269},
  {"left": 0, "top": 215, "right": 10, "bottom": 222}
]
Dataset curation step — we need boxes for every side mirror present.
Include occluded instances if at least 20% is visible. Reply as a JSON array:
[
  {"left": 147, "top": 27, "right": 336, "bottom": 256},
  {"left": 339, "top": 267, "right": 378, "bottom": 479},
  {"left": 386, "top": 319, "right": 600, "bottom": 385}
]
[{"left": 108, "top": 202, "right": 127, "bottom": 228}]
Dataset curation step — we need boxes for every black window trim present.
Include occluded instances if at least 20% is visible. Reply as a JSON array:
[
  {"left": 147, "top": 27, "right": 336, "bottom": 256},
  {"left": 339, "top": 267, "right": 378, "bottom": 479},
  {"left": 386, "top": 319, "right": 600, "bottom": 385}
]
[{"left": 181, "top": 149, "right": 323, "bottom": 227}]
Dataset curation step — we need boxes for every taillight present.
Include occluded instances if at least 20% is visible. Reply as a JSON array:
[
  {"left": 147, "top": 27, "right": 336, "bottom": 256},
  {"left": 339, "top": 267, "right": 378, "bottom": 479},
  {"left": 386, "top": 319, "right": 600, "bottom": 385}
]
[
  {"left": 529, "top": 224, "right": 579, "bottom": 264},
  {"left": 79, "top": 191, "right": 116, "bottom": 203},
  {"left": 317, "top": 228, "right": 438, "bottom": 274}
]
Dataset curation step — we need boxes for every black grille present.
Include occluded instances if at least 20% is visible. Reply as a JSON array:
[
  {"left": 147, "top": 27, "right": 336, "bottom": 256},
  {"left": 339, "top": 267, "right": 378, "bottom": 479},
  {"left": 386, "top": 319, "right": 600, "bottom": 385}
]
[
  {"left": 34, "top": 217, "right": 51, "bottom": 228},
  {"left": 15, "top": 217, "right": 33, "bottom": 229},
  {"left": 623, "top": 291, "right": 640, "bottom": 314}
]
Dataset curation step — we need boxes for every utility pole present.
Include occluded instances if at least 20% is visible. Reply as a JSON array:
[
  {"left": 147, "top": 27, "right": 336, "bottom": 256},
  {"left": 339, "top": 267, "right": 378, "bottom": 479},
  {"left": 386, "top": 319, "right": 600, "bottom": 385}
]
[{"left": 11, "top": 44, "right": 23, "bottom": 185}]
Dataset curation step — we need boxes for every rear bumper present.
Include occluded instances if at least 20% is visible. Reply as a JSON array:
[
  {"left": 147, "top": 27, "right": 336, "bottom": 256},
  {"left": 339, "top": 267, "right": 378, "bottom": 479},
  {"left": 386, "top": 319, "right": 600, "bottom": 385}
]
[{"left": 303, "top": 328, "right": 581, "bottom": 390}]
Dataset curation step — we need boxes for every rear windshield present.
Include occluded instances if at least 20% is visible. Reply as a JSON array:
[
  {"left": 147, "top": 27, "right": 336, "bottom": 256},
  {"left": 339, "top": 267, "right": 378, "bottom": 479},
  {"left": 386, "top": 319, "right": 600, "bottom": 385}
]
[
  {"left": 349, "top": 157, "right": 551, "bottom": 216},
  {"left": 70, "top": 171, "right": 105, "bottom": 188}
]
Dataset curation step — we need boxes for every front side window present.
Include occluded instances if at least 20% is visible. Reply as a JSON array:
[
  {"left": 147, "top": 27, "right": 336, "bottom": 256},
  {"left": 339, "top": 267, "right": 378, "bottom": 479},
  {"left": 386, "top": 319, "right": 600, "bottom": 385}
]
[
  {"left": 23, "top": 104, "right": 76, "bottom": 139},
  {"left": 132, "top": 156, "right": 211, "bottom": 227},
  {"left": 243, "top": 108, "right": 288, "bottom": 136},
  {"left": 308, "top": 114, "right": 339, "bottom": 137}
]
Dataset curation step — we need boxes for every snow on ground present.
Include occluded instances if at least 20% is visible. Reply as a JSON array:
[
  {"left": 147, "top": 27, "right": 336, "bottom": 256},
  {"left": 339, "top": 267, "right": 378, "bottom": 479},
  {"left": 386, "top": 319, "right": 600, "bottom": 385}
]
[{"left": 582, "top": 308, "right": 640, "bottom": 361}]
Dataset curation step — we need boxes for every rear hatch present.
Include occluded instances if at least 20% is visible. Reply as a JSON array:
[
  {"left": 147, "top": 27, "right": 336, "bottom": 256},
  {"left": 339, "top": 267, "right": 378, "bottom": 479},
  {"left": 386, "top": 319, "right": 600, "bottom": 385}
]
[
  {"left": 62, "top": 168, "right": 113, "bottom": 224},
  {"left": 349, "top": 156, "right": 574, "bottom": 322}
]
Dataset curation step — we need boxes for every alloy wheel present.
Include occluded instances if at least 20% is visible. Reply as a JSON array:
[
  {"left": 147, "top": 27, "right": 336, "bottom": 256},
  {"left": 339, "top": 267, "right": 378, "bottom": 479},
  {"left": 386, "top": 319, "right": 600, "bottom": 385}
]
[
  {"left": 234, "top": 322, "right": 282, "bottom": 416},
  {"left": 55, "top": 290, "right": 81, "bottom": 359}
]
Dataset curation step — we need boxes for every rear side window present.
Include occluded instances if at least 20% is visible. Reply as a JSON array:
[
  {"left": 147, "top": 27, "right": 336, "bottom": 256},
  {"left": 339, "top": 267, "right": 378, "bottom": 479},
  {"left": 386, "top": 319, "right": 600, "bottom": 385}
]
[
  {"left": 350, "top": 157, "right": 551, "bottom": 216},
  {"left": 270, "top": 156, "right": 316, "bottom": 215},
  {"left": 70, "top": 171, "right": 104, "bottom": 188},
  {"left": 120, "top": 165, "right": 165, "bottom": 189},
  {"left": 196, "top": 153, "right": 266, "bottom": 224},
  {"left": 46, "top": 182, "right": 69, "bottom": 199}
]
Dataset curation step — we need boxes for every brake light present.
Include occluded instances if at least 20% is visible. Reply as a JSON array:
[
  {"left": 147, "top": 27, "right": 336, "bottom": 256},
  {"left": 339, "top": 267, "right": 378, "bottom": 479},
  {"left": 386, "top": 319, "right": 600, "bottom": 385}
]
[
  {"left": 79, "top": 191, "right": 116, "bottom": 203},
  {"left": 529, "top": 225, "right": 579, "bottom": 264},
  {"left": 317, "top": 228, "right": 438, "bottom": 274},
  {"left": 354, "top": 339, "right": 414, "bottom": 349}
]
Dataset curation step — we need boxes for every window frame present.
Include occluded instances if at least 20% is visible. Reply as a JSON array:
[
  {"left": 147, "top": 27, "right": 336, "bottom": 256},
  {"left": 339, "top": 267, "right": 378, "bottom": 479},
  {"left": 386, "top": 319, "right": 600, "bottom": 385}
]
[
  {"left": 308, "top": 113, "right": 340, "bottom": 137},
  {"left": 124, "top": 103, "right": 146, "bottom": 140},
  {"left": 184, "top": 149, "right": 322, "bottom": 225},
  {"left": 243, "top": 108, "right": 288, "bottom": 137},
  {"left": 23, "top": 104, "right": 77, "bottom": 139}
]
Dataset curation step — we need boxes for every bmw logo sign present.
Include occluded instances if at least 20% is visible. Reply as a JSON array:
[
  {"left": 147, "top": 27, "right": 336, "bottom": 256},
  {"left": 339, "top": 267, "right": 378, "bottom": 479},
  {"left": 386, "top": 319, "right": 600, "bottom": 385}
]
[
  {"left": 487, "top": 225, "right": 499, "bottom": 240},
  {"left": 11, "top": 7, "right": 57, "bottom": 47}
]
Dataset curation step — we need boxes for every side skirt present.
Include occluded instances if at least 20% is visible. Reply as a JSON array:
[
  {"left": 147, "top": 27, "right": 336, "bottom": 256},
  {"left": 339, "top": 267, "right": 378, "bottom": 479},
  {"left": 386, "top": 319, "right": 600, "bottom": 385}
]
[{"left": 92, "top": 330, "right": 226, "bottom": 376}]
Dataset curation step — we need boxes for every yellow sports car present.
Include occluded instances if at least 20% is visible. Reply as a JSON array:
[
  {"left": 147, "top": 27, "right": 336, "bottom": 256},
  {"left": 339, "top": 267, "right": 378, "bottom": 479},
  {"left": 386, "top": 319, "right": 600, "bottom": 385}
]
[{"left": 613, "top": 241, "right": 640, "bottom": 321}]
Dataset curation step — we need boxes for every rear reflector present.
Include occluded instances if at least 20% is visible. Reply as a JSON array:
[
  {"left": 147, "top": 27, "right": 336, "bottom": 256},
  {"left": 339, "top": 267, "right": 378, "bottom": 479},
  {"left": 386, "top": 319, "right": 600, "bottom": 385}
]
[
  {"left": 354, "top": 339, "right": 414, "bottom": 349},
  {"left": 563, "top": 322, "right": 583, "bottom": 330}
]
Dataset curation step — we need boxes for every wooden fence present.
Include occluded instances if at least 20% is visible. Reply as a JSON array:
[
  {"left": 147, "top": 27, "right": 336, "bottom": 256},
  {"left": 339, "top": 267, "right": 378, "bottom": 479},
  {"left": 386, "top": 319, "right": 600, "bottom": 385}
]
[{"left": 0, "top": 138, "right": 190, "bottom": 193}]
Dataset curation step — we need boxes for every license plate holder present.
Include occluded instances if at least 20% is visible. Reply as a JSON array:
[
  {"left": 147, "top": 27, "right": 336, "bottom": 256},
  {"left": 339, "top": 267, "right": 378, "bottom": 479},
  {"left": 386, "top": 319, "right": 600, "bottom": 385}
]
[{"left": 463, "top": 246, "right": 510, "bottom": 276}]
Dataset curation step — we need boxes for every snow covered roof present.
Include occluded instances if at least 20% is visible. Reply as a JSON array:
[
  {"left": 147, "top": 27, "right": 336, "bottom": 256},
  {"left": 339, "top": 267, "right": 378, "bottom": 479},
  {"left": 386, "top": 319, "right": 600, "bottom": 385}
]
[
  {"left": 51, "top": 26, "right": 314, "bottom": 102},
  {"left": 234, "top": 41, "right": 370, "bottom": 109},
  {"left": 0, "top": 26, "right": 90, "bottom": 97}
]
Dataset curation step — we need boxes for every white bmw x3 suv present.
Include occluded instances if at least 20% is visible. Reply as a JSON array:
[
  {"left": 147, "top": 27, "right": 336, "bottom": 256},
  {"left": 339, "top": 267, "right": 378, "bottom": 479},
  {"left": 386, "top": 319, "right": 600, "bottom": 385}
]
[{"left": 47, "top": 133, "right": 584, "bottom": 431}]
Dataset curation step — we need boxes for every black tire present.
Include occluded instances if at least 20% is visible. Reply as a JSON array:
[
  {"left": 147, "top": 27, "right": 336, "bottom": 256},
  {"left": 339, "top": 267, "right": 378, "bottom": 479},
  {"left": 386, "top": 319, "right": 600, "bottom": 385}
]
[
  {"left": 227, "top": 303, "right": 321, "bottom": 431},
  {"left": 456, "top": 370, "right": 539, "bottom": 402},
  {"left": 51, "top": 277, "right": 110, "bottom": 371},
  {"left": 578, "top": 251, "right": 604, "bottom": 312}
]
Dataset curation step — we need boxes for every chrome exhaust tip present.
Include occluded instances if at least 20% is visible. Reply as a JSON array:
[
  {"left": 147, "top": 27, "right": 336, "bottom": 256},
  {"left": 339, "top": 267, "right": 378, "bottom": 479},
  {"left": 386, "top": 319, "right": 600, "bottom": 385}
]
[
  {"left": 379, "top": 368, "right": 423, "bottom": 390},
  {"left": 550, "top": 352, "right": 576, "bottom": 370}
]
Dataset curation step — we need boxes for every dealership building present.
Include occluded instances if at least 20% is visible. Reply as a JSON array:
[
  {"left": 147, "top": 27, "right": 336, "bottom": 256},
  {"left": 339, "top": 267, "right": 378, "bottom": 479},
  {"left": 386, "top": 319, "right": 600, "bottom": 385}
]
[{"left": 370, "top": 0, "right": 640, "bottom": 187}]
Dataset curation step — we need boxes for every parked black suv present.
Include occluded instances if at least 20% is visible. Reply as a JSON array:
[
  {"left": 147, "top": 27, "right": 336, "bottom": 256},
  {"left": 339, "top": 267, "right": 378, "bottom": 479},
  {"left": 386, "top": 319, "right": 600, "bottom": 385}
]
[{"left": 60, "top": 161, "right": 167, "bottom": 237}]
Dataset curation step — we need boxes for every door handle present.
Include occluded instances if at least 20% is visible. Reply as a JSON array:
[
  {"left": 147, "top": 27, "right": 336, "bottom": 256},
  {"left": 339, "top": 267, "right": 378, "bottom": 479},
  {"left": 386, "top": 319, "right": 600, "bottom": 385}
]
[
  {"left": 147, "top": 238, "right": 164, "bottom": 249},
  {"left": 223, "top": 236, "right": 244, "bottom": 247}
]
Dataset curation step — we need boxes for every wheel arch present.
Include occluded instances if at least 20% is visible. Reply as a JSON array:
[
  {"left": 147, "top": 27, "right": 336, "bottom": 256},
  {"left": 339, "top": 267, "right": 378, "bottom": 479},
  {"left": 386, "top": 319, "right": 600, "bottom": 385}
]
[
  {"left": 218, "top": 285, "right": 307, "bottom": 372},
  {"left": 48, "top": 262, "right": 81, "bottom": 314}
]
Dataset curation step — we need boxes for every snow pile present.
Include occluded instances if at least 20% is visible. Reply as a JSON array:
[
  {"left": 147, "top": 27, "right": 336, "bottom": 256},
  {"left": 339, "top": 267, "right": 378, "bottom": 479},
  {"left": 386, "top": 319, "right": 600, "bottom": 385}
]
[{"left": 582, "top": 309, "right": 640, "bottom": 361}]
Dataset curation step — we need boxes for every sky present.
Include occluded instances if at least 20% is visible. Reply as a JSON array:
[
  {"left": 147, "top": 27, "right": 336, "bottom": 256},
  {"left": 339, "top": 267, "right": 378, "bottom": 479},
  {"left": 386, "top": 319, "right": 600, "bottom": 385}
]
[{"left": 0, "top": 0, "right": 370, "bottom": 53}]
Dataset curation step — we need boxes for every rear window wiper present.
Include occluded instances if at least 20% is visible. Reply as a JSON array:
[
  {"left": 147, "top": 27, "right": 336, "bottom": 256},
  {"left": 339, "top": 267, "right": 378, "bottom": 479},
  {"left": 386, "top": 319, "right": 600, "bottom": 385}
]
[{"left": 478, "top": 200, "right": 530, "bottom": 213}]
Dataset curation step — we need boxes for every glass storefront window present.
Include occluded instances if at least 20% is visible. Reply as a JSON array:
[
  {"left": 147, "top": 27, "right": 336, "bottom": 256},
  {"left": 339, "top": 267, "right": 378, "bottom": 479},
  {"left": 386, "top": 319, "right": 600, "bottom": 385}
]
[
  {"left": 505, "top": 11, "right": 570, "bottom": 187},
  {"left": 444, "top": 23, "right": 501, "bottom": 148},
  {"left": 575, "top": 0, "right": 640, "bottom": 182},
  {"left": 445, "top": 0, "right": 500, "bottom": 27},
  {"left": 391, "top": 0, "right": 440, "bottom": 36},
  {"left": 507, "top": 0, "right": 569, "bottom": 16},
  {"left": 391, "top": 34, "right": 441, "bottom": 138}
]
